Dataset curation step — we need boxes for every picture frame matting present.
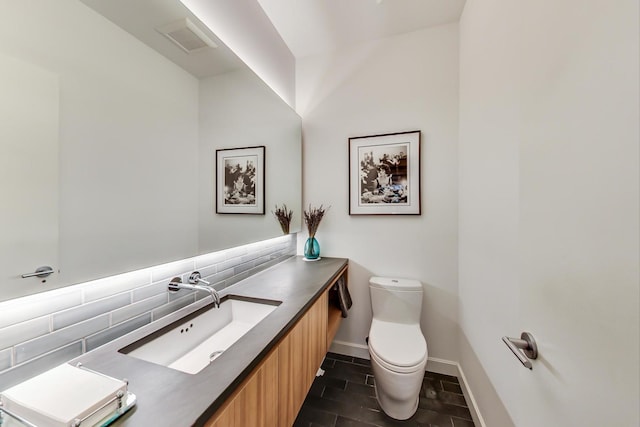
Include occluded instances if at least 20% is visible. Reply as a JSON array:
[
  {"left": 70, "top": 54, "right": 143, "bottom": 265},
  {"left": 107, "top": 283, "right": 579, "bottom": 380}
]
[
  {"left": 348, "top": 130, "right": 421, "bottom": 215},
  {"left": 216, "top": 145, "right": 265, "bottom": 214}
]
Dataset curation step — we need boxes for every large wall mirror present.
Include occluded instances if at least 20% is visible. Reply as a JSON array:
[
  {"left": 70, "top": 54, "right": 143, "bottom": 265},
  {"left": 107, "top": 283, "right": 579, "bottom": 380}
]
[{"left": 0, "top": 0, "right": 301, "bottom": 302}]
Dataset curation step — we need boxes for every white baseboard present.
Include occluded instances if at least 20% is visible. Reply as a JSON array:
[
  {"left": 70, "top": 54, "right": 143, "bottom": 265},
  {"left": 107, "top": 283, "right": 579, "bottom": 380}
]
[
  {"left": 425, "top": 356, "right": 458, "bottom": 377},
  {"left": 329, "top": 340, "right": 369, "bottom": 359},
  {"left": 456, "top": 361, "right": 487, "bottom": 427},
  {"left": 327, "top": 340, "right": 486, "bottom": 427}
]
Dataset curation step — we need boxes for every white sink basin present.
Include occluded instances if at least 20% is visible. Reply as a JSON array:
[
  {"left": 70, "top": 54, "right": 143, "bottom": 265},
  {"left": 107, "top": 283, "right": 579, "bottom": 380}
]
[{"left": 120, "top": 296, "right": 280, "bottom": 374}]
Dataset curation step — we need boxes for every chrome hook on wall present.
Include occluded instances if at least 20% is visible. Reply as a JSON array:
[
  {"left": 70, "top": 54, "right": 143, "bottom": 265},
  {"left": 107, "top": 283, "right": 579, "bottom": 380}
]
[{"left": 502, "top": 332, "right": 538, "bottom": 370}]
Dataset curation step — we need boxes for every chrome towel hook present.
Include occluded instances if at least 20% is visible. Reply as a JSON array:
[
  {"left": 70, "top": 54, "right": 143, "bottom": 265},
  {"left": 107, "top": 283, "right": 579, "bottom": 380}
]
[{"left": 502, "top": 332, "right": 538, "bottom": 370}]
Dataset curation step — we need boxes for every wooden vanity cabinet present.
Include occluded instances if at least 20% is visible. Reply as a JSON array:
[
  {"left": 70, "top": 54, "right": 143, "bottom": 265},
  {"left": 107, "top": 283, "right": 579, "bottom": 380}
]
[
  {"left": 278, "top": 291, "right": 327, "bottom": 426},
  {"left": 205, "top": 265, "right": 348, "bottom": 427},
  {"left": 205, "top": 349, "right": 278, "bottom": 427}
]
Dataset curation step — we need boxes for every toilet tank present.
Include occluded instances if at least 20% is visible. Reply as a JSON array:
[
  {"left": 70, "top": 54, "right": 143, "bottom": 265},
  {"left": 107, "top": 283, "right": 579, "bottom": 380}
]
[{"left": 369, "top": 277, "right": 423, "bottom": 324}]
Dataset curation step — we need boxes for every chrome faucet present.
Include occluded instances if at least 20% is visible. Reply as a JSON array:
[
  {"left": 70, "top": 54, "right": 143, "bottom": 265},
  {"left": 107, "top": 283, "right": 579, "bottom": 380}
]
[{"left": 167, "top": 273, "right": 220, "bottom": 308}]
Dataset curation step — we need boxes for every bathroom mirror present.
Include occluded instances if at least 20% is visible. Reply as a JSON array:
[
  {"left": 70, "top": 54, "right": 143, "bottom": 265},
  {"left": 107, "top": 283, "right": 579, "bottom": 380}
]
[{"left": 0, "top": 0, "right": 301, "bottom": 302}]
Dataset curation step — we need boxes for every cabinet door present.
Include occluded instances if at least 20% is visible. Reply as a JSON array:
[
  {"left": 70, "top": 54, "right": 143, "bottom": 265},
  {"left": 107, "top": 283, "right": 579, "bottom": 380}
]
[
  {"left": 206, "top": 349, "right": 278, "bottom": 427},
  {"left": 278, "top": 292, "right": 328, "bottom": 426}
]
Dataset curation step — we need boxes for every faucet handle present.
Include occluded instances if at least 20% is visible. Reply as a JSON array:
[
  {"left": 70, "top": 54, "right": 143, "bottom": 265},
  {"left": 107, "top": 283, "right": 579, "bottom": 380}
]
[{"left": 189, "top": 271, "right": 210, "bottom": 286}]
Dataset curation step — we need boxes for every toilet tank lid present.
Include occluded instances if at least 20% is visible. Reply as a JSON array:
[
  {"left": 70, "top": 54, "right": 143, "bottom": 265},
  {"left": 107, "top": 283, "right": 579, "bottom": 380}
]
[{"left": 369, "top": 277, "right": 422, "bottom": 291}]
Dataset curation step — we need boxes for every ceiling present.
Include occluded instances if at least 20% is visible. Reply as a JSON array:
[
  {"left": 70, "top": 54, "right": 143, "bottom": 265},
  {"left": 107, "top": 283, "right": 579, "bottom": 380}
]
[
  {"left": 81, "top": 0, "right": 245, "bottom": 78},
  {"left": 257, "top": 0, "right": 466, "bottom": 58}
]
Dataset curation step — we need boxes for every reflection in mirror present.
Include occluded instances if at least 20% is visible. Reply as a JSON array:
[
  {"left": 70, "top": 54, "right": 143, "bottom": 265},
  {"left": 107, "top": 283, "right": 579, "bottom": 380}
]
[{"left": 0, "top": 0, "right": 301, "bottom": 303}]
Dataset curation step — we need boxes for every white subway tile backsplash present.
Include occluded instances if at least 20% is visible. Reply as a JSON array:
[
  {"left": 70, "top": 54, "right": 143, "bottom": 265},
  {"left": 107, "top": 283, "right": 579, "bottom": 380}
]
[
  {"left": 0, "top": 348, "right": 12, "bottom": 371},
  {"left": 15, "top": 315, "right": 109, "bottom": 364},
  {"left": 234, "top": 260, "right": 256, "bottom": 275},
  {"left": 83, "top": 269, "right": 151, "bottom": 303},
  {"left": 225, "top": 246, "right": 248, "bottom": 259},
  {"left": 151, "top": 259, "right": 196, "bottom": 283},
  {"left": 202, "top": 269, "right": 234, "bottom": 287},
  {"left": 168, "top": 288, "right": 196, "bottom": 302},
  {"left": 217, "top": 257, "right": 244, "bottom": 273},
  {"left": 240, "top": 251, "right": 261, "bottom": 264},
  {"left": 0, "top": 316, "right": 50, "bottom": 349},
  {"left": 195, "top": 251, "right": 226, "bottom": 269},
  {"left": 151, "top": 294, "right": 195, "bottom": 321},
  {"left": 0, "top": 234, "right": 296, "bottom": 389},
  {"left": 132, "top": 280, "right": 170, "bottom": 302},
  {"left": 194, "top": 264, "right": 217, "bottom": 280},
  {"left": 52, "top": 293, "right": 131, "bottom": 330},
  {"left": 226, "top": 271, "right": 252, "bottom": 287},
  {"left": 111, "top": 294, "right": 167, "bottom": 325},
  {"left": 0, "top": 288, "right": 82, "bottom": 330},
  {"left": 85, "top": 314, "right": 151, "bottom": 352}
]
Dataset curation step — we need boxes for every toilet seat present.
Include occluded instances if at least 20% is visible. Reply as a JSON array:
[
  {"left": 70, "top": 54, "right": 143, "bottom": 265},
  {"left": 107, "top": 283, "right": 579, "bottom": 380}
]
[{"left": 368, "top": 319, "right": 427, "bottom": 373}]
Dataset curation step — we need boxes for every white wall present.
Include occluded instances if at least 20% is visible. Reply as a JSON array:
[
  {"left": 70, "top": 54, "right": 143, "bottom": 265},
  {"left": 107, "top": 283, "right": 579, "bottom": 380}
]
[
  {"left": 198, "top": 68, "right": 302, "bottom": 251},
  {"left": 459, "top": 1, "right": 639, "bottom": 426},
  {"left": 457, "top": 0, "right": 521, "bottom": 424},
  {"left": 0, "top": 0, "right": 200, "bottom": 289},
  {"left": 180, "top": 0, "right": 296, "bottom": 108},
  {"left": 297, "top": 24, "right": 460, "bottom": 362}
]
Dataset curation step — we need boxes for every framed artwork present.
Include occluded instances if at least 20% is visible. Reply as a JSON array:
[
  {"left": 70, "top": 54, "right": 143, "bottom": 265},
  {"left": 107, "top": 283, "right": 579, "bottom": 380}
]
[
  {"left": 216, "top": 146, "right": 265, "bottom": 214},
  {"left": 349, "top": 130, "right": 421, "bottom": 215}
]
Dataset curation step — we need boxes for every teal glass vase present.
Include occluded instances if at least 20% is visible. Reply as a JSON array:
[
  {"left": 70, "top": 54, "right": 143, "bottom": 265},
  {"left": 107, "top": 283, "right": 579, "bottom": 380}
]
[{"left": 303, "top": 236, "right": 320, "bottom": 260}]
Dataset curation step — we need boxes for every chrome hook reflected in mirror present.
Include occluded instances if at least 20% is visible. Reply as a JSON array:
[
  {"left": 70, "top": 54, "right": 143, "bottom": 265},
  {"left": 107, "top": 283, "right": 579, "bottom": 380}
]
[{"left": 21, "top": 266, "right": 54, "bottom": 279}]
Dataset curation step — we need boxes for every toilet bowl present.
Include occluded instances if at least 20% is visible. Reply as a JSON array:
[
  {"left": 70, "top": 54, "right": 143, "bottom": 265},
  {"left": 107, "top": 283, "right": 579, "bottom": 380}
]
[{"left": 368, "top": 277, "right": 428, "bottom": 420}]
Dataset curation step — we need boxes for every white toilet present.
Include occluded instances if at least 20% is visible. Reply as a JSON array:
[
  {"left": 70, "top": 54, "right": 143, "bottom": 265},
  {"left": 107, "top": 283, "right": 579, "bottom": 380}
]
[{"left": 368, "top": 277, "right": 428, "bottom": 420}]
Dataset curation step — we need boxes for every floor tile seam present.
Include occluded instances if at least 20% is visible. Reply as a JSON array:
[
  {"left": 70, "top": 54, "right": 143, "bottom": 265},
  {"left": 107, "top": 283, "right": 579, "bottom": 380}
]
[
  {"left": 303, "top": 404, "right": 348, "bottom": 426},
  {"left": 336, "top": 414, "right": 385, "bottom": 427},
  {"left": 297, "top": 405, "right": 339, "bottom": 426},
  {"left": 326, "top": 384, "right": 376, "bottom": 396},
  {"left": 344, "top": 360, "right": 371, "bottom": 368},
  {"left": 317, "top": 391, "right": 381, "bottom": 409},
  {"left": 417, "top": 403, "right": 473, "bottom": 420},
  {"left": 423, "top": 400, "right": 472, "bottom": 413}
]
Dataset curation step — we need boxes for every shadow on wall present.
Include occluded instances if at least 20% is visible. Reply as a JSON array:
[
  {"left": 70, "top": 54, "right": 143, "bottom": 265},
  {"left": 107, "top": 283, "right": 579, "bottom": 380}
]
[
  {"left": 421, "top": 281, "right": 459, "bottom": 361},
  {"left": 332, "top": 260, "right": 373, "bottom": 352}
]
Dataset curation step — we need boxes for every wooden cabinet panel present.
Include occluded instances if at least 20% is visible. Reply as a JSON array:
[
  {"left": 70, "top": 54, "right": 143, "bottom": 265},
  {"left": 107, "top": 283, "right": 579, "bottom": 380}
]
[
  {"left": 206, "top": 402, "right": 234, "bottom": 427},
  {"left": 233, "top": 349, "right": 278, "bottom": 427},
  {"left": 205, "top": 349, "right": 278, "bottom": 427},
  {"left": 278, "top": 318, "right": 307, "bottom": 426},
  {"left": 308, "top": 292, "right": 328, "bottom": 379},
  {"left": 278, "top": 292, "right": 328, "bottom": 426}
]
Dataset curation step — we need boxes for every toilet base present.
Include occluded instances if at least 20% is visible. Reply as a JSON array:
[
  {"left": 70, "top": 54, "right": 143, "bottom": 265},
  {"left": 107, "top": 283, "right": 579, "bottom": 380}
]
[
  {"left": 374, "top": 388, "right": 419, "bottom": 420},
  {"left": 369, "top": 349, "right": 426, "bottom": 420}
]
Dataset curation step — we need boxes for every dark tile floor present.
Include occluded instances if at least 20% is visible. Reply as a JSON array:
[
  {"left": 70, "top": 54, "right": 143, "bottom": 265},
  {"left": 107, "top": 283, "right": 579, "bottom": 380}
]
[{"left": 294, "top": 352, "right": 475, "bottom": 427}]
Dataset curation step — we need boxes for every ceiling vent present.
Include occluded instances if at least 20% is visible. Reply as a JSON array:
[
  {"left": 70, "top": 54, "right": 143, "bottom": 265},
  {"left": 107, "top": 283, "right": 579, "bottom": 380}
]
[{"left": 156, "top": 18, "right": 217, "bottom": 53}]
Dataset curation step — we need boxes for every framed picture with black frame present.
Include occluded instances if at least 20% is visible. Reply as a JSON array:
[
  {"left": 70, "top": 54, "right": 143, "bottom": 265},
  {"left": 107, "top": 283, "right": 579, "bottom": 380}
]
[
  {"left": 349, "top": 130, "right": 421, "bottom": 215},
  {"left": 216, "top": 146, "right": 265, "bottom": 214}
]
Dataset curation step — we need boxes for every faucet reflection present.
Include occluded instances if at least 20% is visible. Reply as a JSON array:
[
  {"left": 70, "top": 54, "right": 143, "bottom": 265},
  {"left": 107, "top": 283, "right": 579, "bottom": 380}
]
[{"left": 168, "top": 273, "right": 220, "bottom": 308}]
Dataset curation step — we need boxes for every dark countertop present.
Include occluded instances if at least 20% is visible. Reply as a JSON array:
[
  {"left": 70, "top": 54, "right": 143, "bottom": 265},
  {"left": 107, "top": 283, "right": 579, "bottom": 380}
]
[{"left": 72, "top": 256, "right": 348, "bottom": 427}]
